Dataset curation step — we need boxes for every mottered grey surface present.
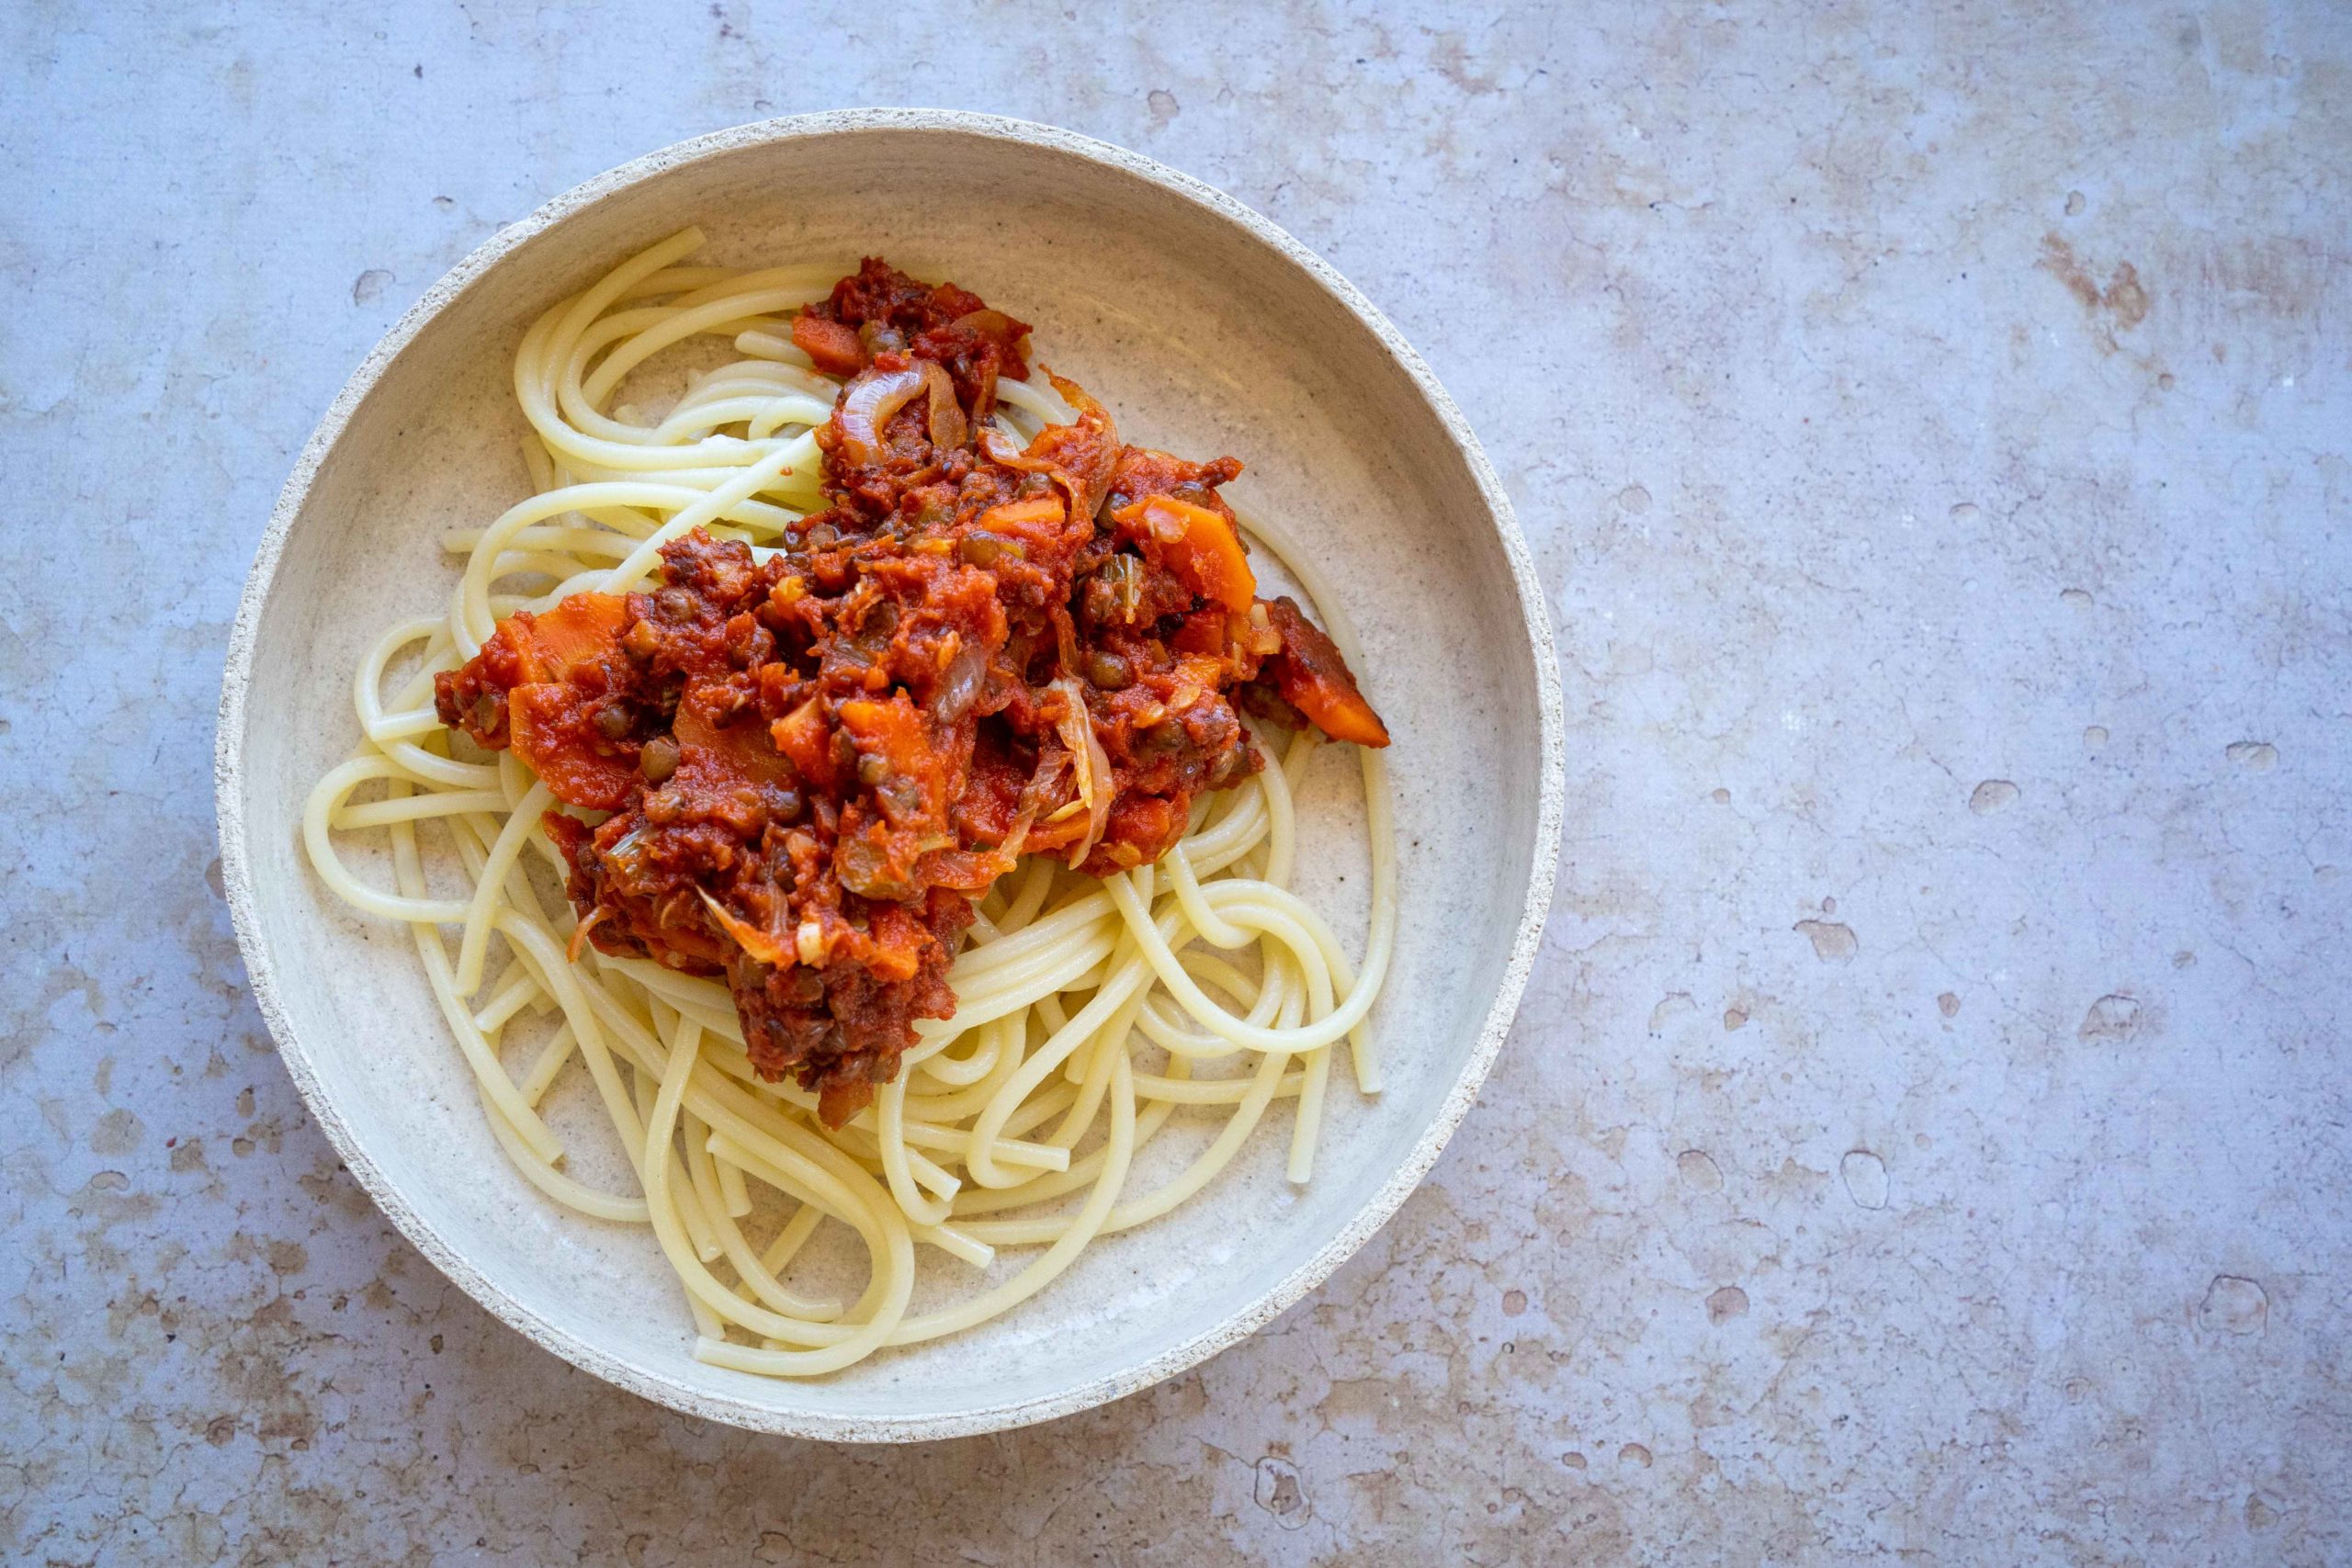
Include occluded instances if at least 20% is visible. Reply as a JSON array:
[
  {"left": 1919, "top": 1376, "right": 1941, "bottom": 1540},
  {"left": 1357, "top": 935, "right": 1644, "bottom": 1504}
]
[{"left": 4, "top": 3, "right": 2347, "bottom": 1562}]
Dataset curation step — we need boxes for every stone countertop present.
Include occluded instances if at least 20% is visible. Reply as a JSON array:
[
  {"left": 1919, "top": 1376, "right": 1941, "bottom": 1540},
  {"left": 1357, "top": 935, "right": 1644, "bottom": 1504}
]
[{"left": 6, "top": 3, "right": 2347, "bottom": 1562}]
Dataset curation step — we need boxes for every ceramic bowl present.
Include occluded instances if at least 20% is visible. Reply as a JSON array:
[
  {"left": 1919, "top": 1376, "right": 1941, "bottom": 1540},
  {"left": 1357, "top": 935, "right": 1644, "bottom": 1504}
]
[{"left": 216, "top": 110, "right": 1562, "bottom": 1440}]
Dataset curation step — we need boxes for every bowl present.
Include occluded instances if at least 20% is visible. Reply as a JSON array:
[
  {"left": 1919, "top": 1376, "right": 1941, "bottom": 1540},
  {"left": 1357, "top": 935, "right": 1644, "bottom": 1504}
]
[{"left": 216, "top": 109, "right": 1563, "bottom": 1440}]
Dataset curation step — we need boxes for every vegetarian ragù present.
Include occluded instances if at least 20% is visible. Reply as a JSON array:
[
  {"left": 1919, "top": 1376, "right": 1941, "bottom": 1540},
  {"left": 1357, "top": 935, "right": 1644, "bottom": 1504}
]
[{"left": 435, "top": 259, "right": 1388, "bottom": 1125}]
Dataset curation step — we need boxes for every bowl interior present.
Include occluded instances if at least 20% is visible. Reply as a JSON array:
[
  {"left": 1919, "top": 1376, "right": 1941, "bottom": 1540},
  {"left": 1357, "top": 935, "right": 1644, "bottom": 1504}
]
[{"left": 227, "top": 119, "right": 1550, "bottom": 1437}]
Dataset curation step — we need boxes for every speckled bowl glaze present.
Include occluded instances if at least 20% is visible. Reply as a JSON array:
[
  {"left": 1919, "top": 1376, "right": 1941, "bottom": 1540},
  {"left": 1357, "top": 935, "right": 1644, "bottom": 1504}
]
[{"left": 216, "top": 110, "right": 1563, "bottom": 1441}]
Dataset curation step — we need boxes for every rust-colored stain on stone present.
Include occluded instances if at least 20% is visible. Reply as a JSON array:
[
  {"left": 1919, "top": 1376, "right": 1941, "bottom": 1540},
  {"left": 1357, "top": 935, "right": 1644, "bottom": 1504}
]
[{"left": 2039, "top": 233, "right": 2153, "bottom": 331}]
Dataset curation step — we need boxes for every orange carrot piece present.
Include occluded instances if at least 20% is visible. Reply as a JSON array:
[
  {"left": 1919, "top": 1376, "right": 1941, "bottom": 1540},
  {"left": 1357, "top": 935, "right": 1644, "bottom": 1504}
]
[{"left": 1112, "top": 496, "right": 1255, "bottom": 614}]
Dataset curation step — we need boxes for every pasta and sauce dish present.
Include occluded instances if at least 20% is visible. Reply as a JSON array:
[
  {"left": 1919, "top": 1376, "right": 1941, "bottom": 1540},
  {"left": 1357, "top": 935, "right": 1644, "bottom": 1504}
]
[{"left": 304, "top": 230, "right": 1396, "bottom": 1375}]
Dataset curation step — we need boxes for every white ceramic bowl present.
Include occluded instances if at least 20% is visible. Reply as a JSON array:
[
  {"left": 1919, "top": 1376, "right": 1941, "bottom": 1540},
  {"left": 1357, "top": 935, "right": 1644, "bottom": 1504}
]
[{"left": 216, "top": 110, "right": 1562, "bottom": 1440}]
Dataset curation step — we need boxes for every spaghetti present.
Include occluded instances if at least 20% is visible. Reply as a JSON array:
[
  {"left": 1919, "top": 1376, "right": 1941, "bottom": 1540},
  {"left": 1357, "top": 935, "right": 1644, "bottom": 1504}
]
[{"left": 302, "top": 231, "right": 1396, "bottom": 1375}]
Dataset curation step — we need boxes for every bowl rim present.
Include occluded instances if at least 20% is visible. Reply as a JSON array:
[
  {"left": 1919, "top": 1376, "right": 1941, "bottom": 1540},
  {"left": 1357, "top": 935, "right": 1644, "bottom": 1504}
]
[{"left": 213, "top": 107, "right": 1565, "bottom": 1442}]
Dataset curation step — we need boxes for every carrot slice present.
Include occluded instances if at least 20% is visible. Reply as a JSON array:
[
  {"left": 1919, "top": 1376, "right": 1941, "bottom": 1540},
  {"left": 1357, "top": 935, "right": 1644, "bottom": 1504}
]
[
  {"left": 1112, "top": 496, "right": 1255, "bottom": 614},
  {"left": 1261, "top": 596, "right": 1390, "bottom": 748},
  {"left": 514, "top": 592, "right": 627, "bottom": 682},
  {"left": 973, "top": 495, "right": 1067, "bottom": 531},
  {"left": 791, "top": 313, "right": 866, "bottom": 377},
  {"left": 968, "top": 494, "right": 1071, "bottom": 554},
  {"left": 839, "top": 694, "right": 933, "bottom": 777}
]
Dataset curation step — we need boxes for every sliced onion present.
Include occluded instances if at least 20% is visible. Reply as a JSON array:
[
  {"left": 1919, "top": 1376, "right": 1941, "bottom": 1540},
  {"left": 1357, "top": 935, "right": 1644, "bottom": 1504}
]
[
  {"left": 978, "top": 426, "right": 1036, "bottom": 469},
  {"left": 1047, "top": 674, "right": 1114, "bottom": 870},
  {"left": 919, "top": 359, "right": 967, "bottom": 451},
  {"left": 997, "top": 806, "right": 1036, "bottom": 861},
  {"left": 977, "top": 372, "right": 1119, "bottom": 524},
  {"left": 1015, "top": 741, "right": 1072, "bottom": 820},
  {"left": 1042, "top": 374, "right": 1117, "bottom": 521},
  {"left": 1044, "top": 368, "right": 1106, "bottom": 420},
  {"left": 1075, "top": 721, "right": 1114, "bottom": 870},
  {"left": 952, "top": 309, "right": 1018, "bottom": 340},
  {"left": 834, "top": 362, "right": 968, "bottom": 464},
  {"left": 698, "top": 889, "right": 793, "bottom": 967},
  {"left": 835, "top": 367, "right": 923, "bottom": 466},
  {"left": 930, "top": 639, "right": 987, "bottom": 724},
  {"left": 564, "top": 906, "right": 606, "bottom": 963}
]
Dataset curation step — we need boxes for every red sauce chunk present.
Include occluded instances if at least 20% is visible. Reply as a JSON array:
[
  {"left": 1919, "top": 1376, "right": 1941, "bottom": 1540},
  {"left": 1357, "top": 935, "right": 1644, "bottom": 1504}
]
[{"left": 435, "top": 258, "right": 1389, "bottom": 1126}]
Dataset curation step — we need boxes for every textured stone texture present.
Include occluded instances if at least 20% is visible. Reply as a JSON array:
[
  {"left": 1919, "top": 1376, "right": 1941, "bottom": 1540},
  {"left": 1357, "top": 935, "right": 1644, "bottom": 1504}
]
[{"left": 5, "top": 2, "right": 2348, "bottom": 1562}]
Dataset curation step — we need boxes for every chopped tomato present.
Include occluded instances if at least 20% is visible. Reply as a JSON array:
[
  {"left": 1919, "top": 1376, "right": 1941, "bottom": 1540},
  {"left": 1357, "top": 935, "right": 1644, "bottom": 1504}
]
[
  {"left": 489, "top": 601, "right": 638, "bottom": 807},
  {"left": 769, "top": 696, "right": 839, "bottom": 790},
  {"left": 1101, "top": 793, "right": 1184, "bottom": 866},
  {"left": 1170, "top": 611, "right": 1227, "bottom": 656},
  {"left": 508, "top": 685, "right": 639, "bottom": 809},
  {"left": 839, "top": 694, "right": 945, "bottom": 829},
  {"left": 863, "top": 901, "right": 930, "bottom": 983},
  {"left": 673, "top": 686, "right": 796, "bottom": 788}
]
